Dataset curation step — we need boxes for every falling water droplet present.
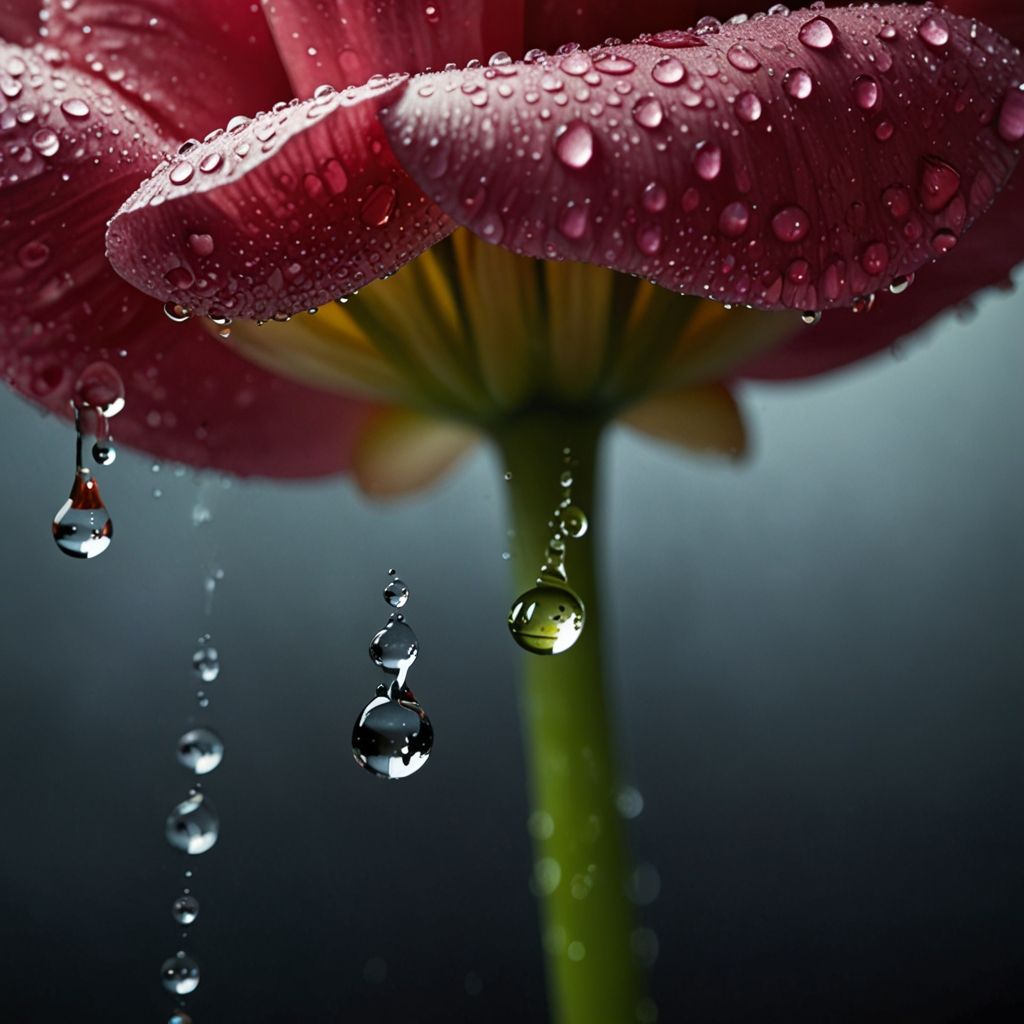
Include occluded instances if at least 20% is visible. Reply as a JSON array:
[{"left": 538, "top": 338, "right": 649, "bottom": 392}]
[
  {"left": 369, "top": 619, "right": 418, "bottom": 676},
  {"left": 172, "top": 894, "right": 200, "bottom": 925},
  {"left": 91, "top": 441, "right": 116, "bottom": 466},
  {"left": 554, "top": 120, "right": 595, "bottom": 169},
  {"left": 192, "top": 645, "right": 220, "bottom": 683},
  {"left": 168, "top": 1013, "right": 193, "bottom": 1024},
  {"left": 177, "top": 728, "right": 225, "bottom": 775},
  {"left": 165, "top": 793, "right": 220, "bottom": 854},
  {"left": 160, "top": 952, "right": 201, "bottom": 994},
  {"left": 508, "top": 583, "right": 585, "bottom": 655},
  {"left": 383, "top": 577, "right": 409, "bottom": 608},
  {"left": 801, "top": 310, "right": 822, "bottom": 325},
  {"left": 559, "top": 506, "right": 588, "bottom": 539},
  {"left": 352, "top": 692, "right": 433, "bottom": 779},
  {"left": 53, "top": 470, "right": 112, "bottom": 559}
]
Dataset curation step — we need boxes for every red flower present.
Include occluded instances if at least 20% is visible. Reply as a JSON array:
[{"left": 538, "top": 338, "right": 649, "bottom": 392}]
[{"left": 2, "top": 1, "right": 1022, "bottom": 475}]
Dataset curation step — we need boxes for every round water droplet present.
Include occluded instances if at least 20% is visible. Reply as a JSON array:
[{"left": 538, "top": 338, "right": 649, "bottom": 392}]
[
  {"left": 694, "top": 141, "right": 722, "bottom": 181},
  {"left": 889, "top": 274, "right": 913, "bottom": 295},
  {"left": 917, "top": 14, "right": 949, "bottom": 47},
  {"left": 168, "top": 1013, "right": 193, "bottom": 1024},
  {"left": 53, "top": 471, "right": 113, "bottom": 559},
  {"left": 632, "top": 96, "right": 664, "bottom": 129},
  {"left": 859, "top": 241, "right": 889, "bottom": 276},
  {"left": 32, "top": 128, "right": 60, "bottom": 157},
  {"left": 558, "top": 203, "right": 589, "bottom": 239},
  {"left": 853, "top": 75, "right": 880, "bottom": 111},
  {"left": 369, "top": 619, "right": 418, "bottom": 675},
  {"left": 931, "top": 229, "right": 958, "bottom": 253},
  {"left": 353, "top": 694, "right": 433, "bottom": 779},
  {"left": 798, "top": 16, "right": 836, "bottom": 49},
  {"left": 919, "top": 156, "right": 960, "bottom": 214},
  {"left": 734, "top": 91, "right": 762, "bottom": 124},
  {"left": 771, "top": 205, "right": 810, "bottom": 243},
  {"left": 383, "top": 577, "right": 409, "bottom": 608},
  {"left": 60, "top": 97, "right": 90, "bottom": 119},
  {"left": 188, "top": 233, "right": 215, "bottom": 257},
  {"left": 360, "top": 183, "right": 397, "bottom": 226},
  {"left": 801, "top": 310, "right": 822, "bottom": 325},
  {"left": 651, "top": 56, "right": 685, "bottom": 85},
  {"left": 641, "top": 181, "right": 667, "bottom": 213},
  {"left": 726, "top": 44, "right": 760, "bottom": 72},
  {"left": 169, "top": 161, "right": 195, "bottom": 186},
  {"left": 74, "top": 362, "right": 125, "bottom": 417},
  {"left": 998, "top": 86, "right": 1024, "bottom": 143},
  {"left": 161, "top": 952, "right": 200, "bottom": 995},
  {"left": 559, "top": 506, "right": 588, "bottom": 539},
  {"left": 783, "top": 68, "right": 813, "bottom": 100},
  {"left": 508, "top": 583, "right": 585, "bottom": 655},
  {"left": 718, "top": 201, "right": 750, "bottom": 238},
  {"left": 192, "top": 646, "right": 220, "bottom": 683},
  {"left": 172, "top": 894, "right": 200, "bottom": 925},
  {"left": 882, "top": 184, "right": 911, "bottom": 219},
  {"left": 165, "top": 793, "right": 220, "bottom": 855},
  {"left": 91, "top": 441, "right": 116, "bottom": 466},
  {"left": 177, "top": 728, "right": 224, "bottom": 775},
  {"left": 554, "top": 120, "right": 595, "bottom": 169}
]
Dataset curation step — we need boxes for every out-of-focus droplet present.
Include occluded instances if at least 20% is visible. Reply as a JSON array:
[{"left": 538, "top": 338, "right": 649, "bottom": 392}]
[
  {"left": 172, "top": 894, "right": 200, "bottom": 925},
  {"left": 177, "top": 728, "right": 224, "bottom": 775},
  {"left": 559, "top": 506, "right": 588, "bottom": 539},
  {"left": 192, "top": 645, "right": 220, "bottom": 683},
  {"left": 165, "top": 793, "right": 220, "bottom": 855},
  {"left": 160, "top": 952, "right": 200, "bottom": 994}
]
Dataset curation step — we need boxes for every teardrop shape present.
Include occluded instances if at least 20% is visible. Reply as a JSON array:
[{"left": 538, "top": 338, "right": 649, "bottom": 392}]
[{"left": 52, "top": 471, "right": 113, "bottom": 559}]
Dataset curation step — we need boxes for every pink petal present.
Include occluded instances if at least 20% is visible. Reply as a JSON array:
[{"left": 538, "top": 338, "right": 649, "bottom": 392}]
[
  {"left": 523, "top": 0, "right": 700, "bottom": 53},
  {"left": 739, "top": 163, "right": 1024, "bottom": 380},
  {"left": 107, "top": 77, "right": 453, "bottom": 321},
  {"left": 382, "top": 4, "right": 1024, "bottom": 312},
  {"left": 1, "top": 0, "right": 40, "bottom": 46},
  {"left": 261, "top": 0, "right": 524, "bottom": 99},
  {"left": 39, "top": 0, "right": 293, "bottom": 138},
  {"left": 0, "top": 43, "right": 371, "bottom": 478}
]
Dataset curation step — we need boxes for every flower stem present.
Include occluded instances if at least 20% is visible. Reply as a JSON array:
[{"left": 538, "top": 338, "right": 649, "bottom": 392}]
[{"left": 495, "top": 412, "right": 642, "bottom": 1024}]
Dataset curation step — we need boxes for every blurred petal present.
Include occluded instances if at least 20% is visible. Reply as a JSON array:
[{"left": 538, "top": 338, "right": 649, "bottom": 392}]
[
  {"left": 262, "top": 0, "right": 524, "bottom": 97},
  {"left": 352, "top": 406, "right": 479, "bottom": 498},
  {"left": 523, "top": 0, "right": 699, "bottom": 53},
  {"left": 741, "top": 164, "right": 1024, "bottom": 380},
  {"left": 39, "top": 0, "right": 292, "bottom": 137},
  {"left": 1, "top": 0, "right": 39, "bottom": 45},
  {"left": 383, "top": 4, "right": 1024, "bottom": 311},
  {"left": 0, "top": 44, "right": 371, "bottom": 478},
  {"left": 620, "top": 383, "right": 747, "bottom": 459},
  {"left": 106, "top": 77, "right": 453, "bottom": 320}
]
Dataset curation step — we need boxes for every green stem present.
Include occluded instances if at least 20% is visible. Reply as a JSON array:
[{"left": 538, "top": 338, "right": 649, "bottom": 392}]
[{"left": 495, "top": 412, "right": 642, "bottom": 1024}]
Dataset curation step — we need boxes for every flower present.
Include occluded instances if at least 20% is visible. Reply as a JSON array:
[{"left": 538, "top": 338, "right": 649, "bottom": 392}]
[{"left": 1, "top": 0, "right": 1023, "bottom": 481}]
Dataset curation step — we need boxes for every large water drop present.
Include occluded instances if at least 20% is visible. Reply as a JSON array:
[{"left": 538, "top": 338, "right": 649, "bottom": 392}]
[
  {"left": 369, "top": 619, "right": 418, "bottom": 676},
  {"left": 508, "top": 582, "right": 585, "bottom": 655},
  {"left": 352, "top": 692, "right": 433, "bottom": 779},
  {"left": 165, "top": 793, "right": 220, "bottom": 855},
  {"left": 160, "top": 952, "right": 200, "bottom": 995},
  {"left": 52, "top": 470, "right": 112, "bottom": 559},
  {"left": 177, "top": 728, "right": 224, "bottom": 775},
  {"left": 172, "top": 894, "right": 200, "bottom": 925}
]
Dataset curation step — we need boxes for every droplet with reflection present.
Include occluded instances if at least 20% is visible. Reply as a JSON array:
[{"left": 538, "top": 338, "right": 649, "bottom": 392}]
[
  {"left": 165, "top": 793, "right": 220, "bottom": 854},
  {"left": 160, "top": 951, "right": 200, "bottom": 994}
]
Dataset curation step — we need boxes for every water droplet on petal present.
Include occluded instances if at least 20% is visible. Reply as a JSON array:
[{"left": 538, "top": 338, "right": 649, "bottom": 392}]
[
  {"left": 919, "top": 156, "right": 960, "bottom": 213},
  {"left": 860, "top": 241, "right": 889, "bottom": 275},
  {"left": 798, "top": 16, "right": 836, "bottom": 50},
  {"left": 558, "top": 203, "right": 589, "bottom": 239},
  {"left": 73, "top": 362, "right": 124, "bottom": 417},
  {"left": 998, "top": 85, "right": 1024, "bottom": 143},
  {"left": 508, "top": 583, "right": 585, "bottom": 655},
  {"left": 874, "top": 120, "right": 895, "bottom": 142},
  {"left": 771, "top": 205, "right": 810, "bottom": 243},
  {"left": 199, "top": 151, "right": 223, "bottom": 174},
  {"left": 735, "top": 91, "right": 762, "bottom": 124},
  {"left": 883, "top": 184, "right": 912, "bottom": 219},
  {"left": 931, "top": 229, "right": 958, "bottom": 253},
  {"left": 177, "top": 728, "right": 224, "bottom": 775},
  {"left": 172, "top": 894, "right": 200, "bottom": 925},
  {"left": 650, "top": 29, "right": 707, "bottom": 48},
  {"left": 726, "top": 44, "right": 760, "bottom": 72},
  {"left": 165, "top": 793, "right": 220, "bottom": 855},
  {"left": 169, "top": 161, "right": 194, "bottom": 186},
  {"left": 31, "top": 128, "right": 59, "bottom": 157},
  {"left": 384, "top": 577, "right": 409, "bottom": 608},
  {"left": 783, "top": 67, "right": 813, "bottom": 100},
  {"left": 694, "top": 141, "right": 722, "bottom": 181},
  {"left": 554, "top": 120, "right": 595, "bottom": 169},
  {"left": 53, "top": 470, "right": 112, "bottom": 559},
  {"left": 360, "top": 183, "right": 397, "bottom": 226},
  {"left": 917, "top": 14, "right": 949, "bottom": 47},
  {"left": 853, "top": 75, "right": 880, "bottom": 110},
  {"left": 651, "top": 56, "right": 685, "bottom": 86},
  {"left": 60, "top": 97, "right": 90, "bottom": 119},
  {"left": 637, "top": 224, "right": 662, "bottom": 255},
  {"left": 161, "top": 953, "right": 200, "bottom": 995},
  {"left": 632, "top": 96, "right": 664, "bottom": 129},
  {"left": 718, "top": 201, "right": 750, "bottom": 238},
  {"left": 594, "top": 54, "right": 635, "bottom": 74},
  {"left": 188, "top": 233, "right": 215, "bottom": 256},
  {"left": 641, "top": 181, "right": 667, "bottom": 213}
]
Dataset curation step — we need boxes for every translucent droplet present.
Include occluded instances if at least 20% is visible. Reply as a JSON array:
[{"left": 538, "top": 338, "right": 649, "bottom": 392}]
[
  {"left": 172, "top": 894, "right": 200, "bottom": 925},
  {"left": 168, "top": 1013, "right": 193, "bottom": 1024},
  {"left": 783, "top": 67, "right": 813, "bottom": 100},
  {"left": 798, "top": 16, "right": 836, "bottom": 49},
  {"left": 169, "top": 161, "right": 195, "bottom": 186},
  {"left": 160, "top": 952, "right": 200, "bottom": 994},
  {"left": 508, "top": 583, "right": 585, "bottom": 655},
  {"left": 164, "top": 302, "right": 191, "bottom": 323},
  {"left": 651, "top": 56, "right": 685, "bottom": 86},
  {"left": 726, "top": 44, "right": 760, "bottom": 72},
  {"left": 91, "top": 441, "right": 116, "bottom": 466},
  {"left": 998, "top": 85, "right": 1024, "bottom": 143},
  {"left": 718, "top": 201, "right": 750, "bottom": 238},
  {"left": 165, "top": 793, "right": 220, "bottom": 855},
  {"left": 919, "top": 156, "right": 961, "bottom": 214},
  {"left": 734, "top": 91, "right": 762, "bottom": 124},
  {"left": 554, "top": 120, "right": 594, "bottom": 169},
  {"left": 917, "top": 14, "right": 949, "bottom": 47},
  {"left": 771, "top": 205, "right": 810, "bottom": 243},
  {"left": 594, "top": 54, "right": 635, "bottom": 74},
  {"left": 369, "top": 619, "right": 418, "bottom": 676},
  {"left": 60, "top": 97, "right": 90, "bottom": 119},
  {"left": 559, "top": 506, "right": 588, "bottom": 539},
  {"left": 631, "top": 96, "right": 664, "bottom": 129},
  {"left": 383, "top": 577, "right": 409, "bottom": 608},
  {"left": 177, "top": 728, "right": 224, "bottom": 775},
  {"left": 694, "top": 141, "right": 722, "bottom": 181},
  {"left": 74, "top": 362, "right": 125, "bottom": 417},
  {"left": 360, "top": 183, "right": 397, "bottom": 227},
  {"left": 352, "top": 694, "right": 433, "bottom": 779},
  {"left": 616, "top": 785, "right": 645, "bottom": 819},
  {"left": 192, "top": 645, "right": 220, "bottom": 683},
  {"left": 32, "top": 128, "right": 60, "bottom": 157},
  {"left": 53, "top": 470, "right": 112, "bottom": 559},
  {"left": 853, "top": 75, "right": 880, "bottom": 111}
]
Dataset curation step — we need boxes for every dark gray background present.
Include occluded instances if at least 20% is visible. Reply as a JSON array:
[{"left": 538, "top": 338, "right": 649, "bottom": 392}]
[{"left": 0, "top": 285, "right": 1022, "bottom": 1023}]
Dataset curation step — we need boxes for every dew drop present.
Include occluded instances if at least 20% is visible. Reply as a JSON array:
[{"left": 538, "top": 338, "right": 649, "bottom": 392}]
[
  {"left": 771, "top": 205, "right": 810, "bottom": 243},
  {"left": 188, "top": 233, "right": 215, "bottom": 257},
  {"left": 860, "top": 241, "right": 889, "bottom": 276},
  {"left": 199, "top": 151, "right": 223, "bottom": 174},
  {"left": 718, "top": 201, "right": 750, "bottom": 238},
  {"left": 560, "top": 52, "right": 591, "bottom": 76},
  {"left": 164, "top": 266, "right": 195, "bottom": 290},
  {"left": 798, "top": 16, "right": 836, "bottom": 49},
  {"left": 383, "top": 576, "right": 409, "bottom": 608},
  {"left": 554, "top": 120, "right": 595, "bottom": 168},
  {"left": 786, "top": 258, "right": 810, "bottom": 284},
  {"left": 735, "top": 91, "right": 762, "bottom": 124},
  {"left": 650, "top": 29, "right": 706, "bottom": 48},
  {"left": 17, "top": 240, "right": 50, "bottom": 270},
  {"left": 192, "top": 645, "right": 220, "bottom": 683},
  {"left": 508, "top": 583, "right": 585, "bottom": 655},
  {"left": 882, "top": 184, "right": 912, "bottom": 219},
  {"left": 160, "top": 953, "right": 200, "bottom": 995},
  {"left": 352, "top": 693, "right": 433, "bottom": 779},
  {"left": 726, "top": 44, "right": 760, "bottom": 72},
  {"left": 53, "top": 470, "right": 112, "bottom": 559},
  {"left": 360, "top": 183, "right": 397, "bottom": 226},
  {"left": 874, "top": 120, "right": 894, "bottom": 142},
  {"left": 694, "top": 141, "right": 722, "bottom": 181},
  {"left": 853, "top": 75, "right": 880, "bottom": 111},
  {"left": 177, "top": 728, "right": 224, "bottom": 775},
  {"left": 60, "top": 97, "right": 89, "bottom": 119},
  {"left": 594, "top": 54, "right": 635, "bottom": 74},
  {"left": 631, "top": 95, "right": 664, "bottom": 129},
  {"left": 74, "top": 362, "right": 124, "bottom": 417},
  {"left": 636, "top": 225, "right": 662, "bottom": 256},
  {"left": 172, "top": 894, "right": 200, "bottom": 925},
  {"left": 641, "top": 181, "right": 667, "bottom": 213},
  {"left": 424, "top": 3, "right": 440, "bottom": 23},
  {"left": 917, "top": 14, "right": 950, "bottom": 47},
  {"left": 165, "top": 794, "right": 219, "bottom": 855},
  {"left": 651, "top": 56, "right": 685, "bottom": 86},
  {"left": 164, "top": 302, "right": 191, "bottom": 323},
  {"left": 169, "top": 161, "right": 195, "bottom": 186},
  {"left": 783, "top": 67, "right": 813, "bottom": 100}
]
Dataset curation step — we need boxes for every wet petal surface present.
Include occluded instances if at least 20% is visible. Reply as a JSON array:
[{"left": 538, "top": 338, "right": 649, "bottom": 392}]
[
  {"left": 106, "top": 76, "right": 453, "bottom": 320},
  {"left": 383, "top": 4, "right": 1024, "bottom": 312},
  {"left": 39, "top": 0, "right": 292, "bottom": 138}
]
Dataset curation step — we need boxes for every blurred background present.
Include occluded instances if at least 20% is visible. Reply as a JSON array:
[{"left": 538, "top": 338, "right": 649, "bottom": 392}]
[{"left": 0, "top": 283, "right": 1022, "bottom": 1024}]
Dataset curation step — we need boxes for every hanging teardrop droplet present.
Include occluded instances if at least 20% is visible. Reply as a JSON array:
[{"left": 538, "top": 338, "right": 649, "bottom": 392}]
[
  {"left": 508, "top": 582, "right": 585, "bottom": 655},
  {"left": 352, "top": 692, "right": 433, "bottom": 779},
  {"left": 52, "top": 469, "right": 113, "bottom": 559},
  {"left": 369, "top": 619, "right": 418, "bottom": 677}
]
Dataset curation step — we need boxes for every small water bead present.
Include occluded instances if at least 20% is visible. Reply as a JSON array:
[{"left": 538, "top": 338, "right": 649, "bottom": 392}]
[
  {"left": 172, "top": 894, "right": 200, "bottom": 925},
  {"left": 883, "top": 184, "right": 912, "bottom": 219},
  {"left": 734, "top": 91, "right": 762, "bottom": 125},
  {"left": 874, "top": 120, "right": 895, "bottom": 142},
  {"left": 554, "top": 120, "right": 594, "bottom": 169},
  {"left": 32, "top": 128, "right": 60, "bottom": 157},
  {"left": 919, "top": 157, "right": 960, "bottom": 213},
  {"left": 383, "top": 577, "right": 409, "bottom": 608},
  {"left": 352, "top": 693, "right": 433, "bottom": 779},
  {"left": 188, "top": 233, "right": 215, "bottom": 256},
  {"left": 771, "top": 205, "right": 810, "bottom": 243},
  {"left": 694, "top": 142, "right": 722, "bottom": 181},
  {"left": 192, "top": 645, "right": 220, "bottom": 683},
  {"left": 559, "top": 506, "right": 588, "bottom": 539},
  {"left": 889, "top": 274, "right": 913, "bottom": 295},
  {"left": 651, "top": 56, "right": 685, "bottom": 86},
  {"left": 917, "top": 14, "right": 950, "bottom": 47},
  {"left": 931, "top": 229, "right": 958, "bottom": 253},
  {"left": 91, "top": 441, "right": 116, "bottom": 466},
  {"left": 651, "top": 28, "right": 706, "bottom": 47},
  {"left": 60, "top": 97, "right": 89, "bottom": 119},
  {"left": 558, "top": 203, "right": 589, "bottom": 239},
  {"left": 177, "top": 728, "right": 224, "bottom": 775},
  {"left": 169, "top": 161, "right": 195, "bottom": 185},
  {"left": 798, "top": 16, "right": 836, "bottom": 49},
  {"left": 860, "top": 241, "right": 889, "bottom": 276},
  {"left": 508, "top": 582, "right": 585, "bottom": 655},
  {"left": 369, "top": 618, "right": 418, "bottom": 676},
  {"left": 726, "top": 44, "right": 760, "bottom": 73},
  {"left": 783, "top": 67, "right": 813, "bottom": 100},
  {"left": 164, "top": 302, "right": 191, "bottom": 323},
  {"left": 165, "top": 793, "right": 220, "bottom": 855},
  {"left": 853, "top": 75, "right": 880, "bottom": 111},
  {"left": 594, "top": 54, "right": 635, "bottom": 75},
  {"left": 161, "top": 952, "right": 200, "bottom": 995},
  {"left": 53, "top": 471, "right": 113, "bottom": 559},
  {"left": 631, "top": 96, "right": 664, "bottom": 129}
]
